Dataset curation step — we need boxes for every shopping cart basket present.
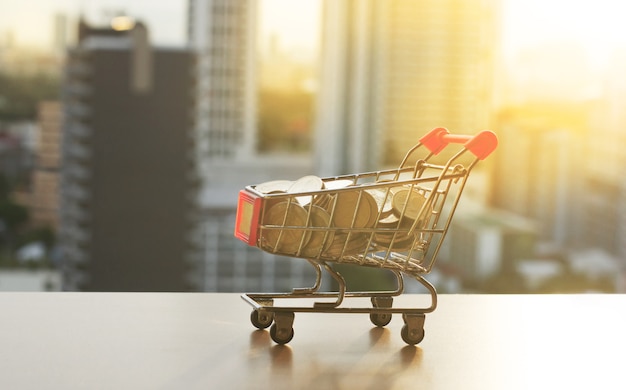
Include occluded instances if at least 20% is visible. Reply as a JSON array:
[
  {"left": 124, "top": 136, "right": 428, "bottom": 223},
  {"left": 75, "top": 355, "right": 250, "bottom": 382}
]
[{"left": 234, "top": 127, "right": 497, "bottom": 345}]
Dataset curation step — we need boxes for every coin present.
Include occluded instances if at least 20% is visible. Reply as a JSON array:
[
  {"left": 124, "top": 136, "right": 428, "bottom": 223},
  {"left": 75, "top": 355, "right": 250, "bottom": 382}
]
[
  {"left": 327, "top": 190, "right": 377, "bottom": 229},
  {"left": 374, "top": 213, "right": 416, "bottom": 248},
  {"left": 261, "top": 201, "right": 311, "bottom": 255},
  {"left": 255, "top": 179, "right": 293, "bottom": 194},
  {"left": 376, "top": 213, "right": 400, "bottom": 228},
  {"left": 300, "top": 205, "right": 335, "bottom": 258},
  {"left": 324, "top": 233, "right": 370, "bottom": 258},
  {"left": 374, "top": 234, "right": 415, "bottom": 251},
  {"left": 288, "top": 175, "right": 324, "bottom": 206},
  {"left": 391, "top": 188, "right": 430, "bottom": 223},
  {"left": 362, "top": 190, "right": 380, "bottom": 227},
  {"left": 313, "top": 193, "right": 331, "bottom": 209},
  {"left": 366, "top": 188, "right": 394, "bottom": 220}
]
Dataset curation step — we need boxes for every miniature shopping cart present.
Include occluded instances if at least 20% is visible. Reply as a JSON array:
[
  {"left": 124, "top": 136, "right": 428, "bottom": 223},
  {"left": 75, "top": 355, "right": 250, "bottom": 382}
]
[{"left": 234, "top": 127, "right": 497, "bottom": 345}]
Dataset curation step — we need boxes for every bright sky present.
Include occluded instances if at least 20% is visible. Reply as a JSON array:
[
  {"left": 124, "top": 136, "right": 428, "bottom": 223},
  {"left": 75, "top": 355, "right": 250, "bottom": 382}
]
[
  {"left": 0, "top": 0, "right": 320, "bottom": 50},
  {"left": 2, "top": 0, "right": 626, "bottom": 70},
  {"left": 0, "top": 0, "right": 187, "bottom": 47},
  {"left": 502, "top": 0, "right": 626, "bottom": 69}
]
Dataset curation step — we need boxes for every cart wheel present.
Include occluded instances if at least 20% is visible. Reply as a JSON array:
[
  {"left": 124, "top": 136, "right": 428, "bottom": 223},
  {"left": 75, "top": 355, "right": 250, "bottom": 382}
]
[
  {"left": 401, "top": 324, "right": 425, "bottom": 345},
  {"left": 270, "top": 323, "right": 294, "bottom": 345},
  {"left": 250, "top": 310, "right": 274, "bottom": 330},
  {"left": 370, "top": 312, "right": 392, "bottom": 327}
]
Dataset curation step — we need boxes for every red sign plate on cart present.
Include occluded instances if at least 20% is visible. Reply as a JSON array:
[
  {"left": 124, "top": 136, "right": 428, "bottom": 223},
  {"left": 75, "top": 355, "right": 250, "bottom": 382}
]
[{"left": 234, "top": 189, "right": 262, "bottom": 246}]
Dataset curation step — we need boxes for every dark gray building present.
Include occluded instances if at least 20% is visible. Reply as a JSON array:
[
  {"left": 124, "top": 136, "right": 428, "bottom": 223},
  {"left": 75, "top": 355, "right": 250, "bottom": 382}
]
[{"left": 60, "top": 20, "right": 199, "bottom": 291}]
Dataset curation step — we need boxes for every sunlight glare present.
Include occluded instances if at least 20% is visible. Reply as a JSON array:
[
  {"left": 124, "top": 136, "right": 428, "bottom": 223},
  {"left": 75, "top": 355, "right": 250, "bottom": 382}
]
[
  {"left": 505, "top": 0, "right": 626, "bottom": 71},
  {"left": 259, "top": 0, "right": 320, "bottom": 53}
]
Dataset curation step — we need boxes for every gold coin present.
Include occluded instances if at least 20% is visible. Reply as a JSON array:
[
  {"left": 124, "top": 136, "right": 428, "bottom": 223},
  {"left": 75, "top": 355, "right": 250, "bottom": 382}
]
[
  {"left": 374, "top": 234, "right": 415, "bottom": 251},
  {"left": 261, "top": 201, "right": 311, "bottom": 255},
  {"left": 288, "top": 175, "right": 324, "bottom": 206},
  {"left": 374, "top": 214, "right": 414, "bottom": 243},
  {"left": 313, "top": 192, "right": 332, "bottom": 209},
  {"left": 324, "top": 233, "right": 369, "bottom": 258},
  {"left": 362, "top": 190, "right": 380, "bottom": 227},
  {"left": 255, "top": 180, "right": 293, "bottom": 194},
  {"left": 374, "top": 217, "right": 414, "bottom": 240},
  {"left": 317, "top": 180, "right": 354, "bottom": 211},
  {"left": 377, "top": 213, "right": 400, "bottom": 228},
  {"left": 391, "top": 188, "right": 429, "bottom": 222},
  {"left": 327, "top": 190, "right": 374, "bottom": 229},
  {"left": 366, "top": 188, "right": 394, "bottom": 221},
  {"left": 300, "top": 205, "right": 334, "bottom": 258}
]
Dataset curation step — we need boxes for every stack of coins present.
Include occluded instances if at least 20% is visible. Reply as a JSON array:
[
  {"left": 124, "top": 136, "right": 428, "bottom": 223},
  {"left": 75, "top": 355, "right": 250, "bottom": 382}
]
[
  {"left": 255, "top": 179, "right": 293, "bottom": 211},
  {"left": 260, "top": 201, "right": 311, "bottom": 254},
  {"left": 391, "top": 188, "right": 430, "bottom": 222},
  {"left": 287, "top": 175, "right": 324, "bottom": 206},
  {"left": 373, "top": 187, "right": 431, "bottom": 251},
  {"left": 373, "top": 215, "right": 416, "bottom": 251},
  {"left": 254, "top": 176, "right": 432, "bottom": 258},
  {"left": 256, "top": 176, "right": 332, "bottom": 256},
  {"left": 326, "top": 190, "right": 378, "bottom": 229},
  {"left": 299, "top": 205, "right": 334, "bottom": 258},
  {"left": 314, "top": 179, "right": 353, "bottom": 209},
  {"left": 365, "top": 187, "right": 395, "bottom": 221},
  {"left": 323, "top": 233, "right": 370, "bottom": 259}
]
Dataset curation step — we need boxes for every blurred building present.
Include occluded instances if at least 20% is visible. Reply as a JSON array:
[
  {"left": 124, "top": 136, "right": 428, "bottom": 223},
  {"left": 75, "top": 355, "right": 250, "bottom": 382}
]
[
  {"left": 187, "top": 0, "right": 257, "bottom": 163},
  {"left": 29, "top": 101, "right": 62, "bottom": 230},
  {"left": 567, "top": 248, "right": 623, "bottom": 291},
  {"left": 315, "top": 0, "right": 498, "bottom": 175},
  {"left": 187, "top": 0, "right": 316, "bottom": 292},
  {"left": 59, "top": 20, "right": 199, "bottom": 291},
  {"left": 445, "top": 208, "right": 537, "bottom": 285},
  {"left": 492, "top": 104, "right": 590, "bottom": 250},
  {"left": 586, "top": 53, "right": 626, "bottom": 261},
  {"left": 0, "top": 125, "right": 33, "bottom": 184}
]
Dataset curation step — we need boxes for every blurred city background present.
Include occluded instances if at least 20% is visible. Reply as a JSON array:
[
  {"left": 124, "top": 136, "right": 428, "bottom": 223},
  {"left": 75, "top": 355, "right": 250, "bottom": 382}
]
[{"left": 0, "top": 0, "right": 624, "bottom": 293}]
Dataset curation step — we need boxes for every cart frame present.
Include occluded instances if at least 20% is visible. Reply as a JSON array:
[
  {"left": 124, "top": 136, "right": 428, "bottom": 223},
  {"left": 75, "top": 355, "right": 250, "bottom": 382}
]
[{"left": 235, "top": 128, "right": 497, "bottom": 345}]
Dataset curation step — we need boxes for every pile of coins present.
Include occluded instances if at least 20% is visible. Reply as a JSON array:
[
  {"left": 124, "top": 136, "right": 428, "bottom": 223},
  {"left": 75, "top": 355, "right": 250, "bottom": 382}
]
[{"left": 255, "top": 175, "right": 431, "bottom": 258}]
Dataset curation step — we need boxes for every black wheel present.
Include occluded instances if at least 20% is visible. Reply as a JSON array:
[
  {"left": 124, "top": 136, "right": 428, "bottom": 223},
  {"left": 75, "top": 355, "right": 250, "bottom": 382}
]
[
  {"left": 401, "top": 324, "right": 425, "bottom": 345},
  {"left": 370, "top": 312, "right": 392, "bottom": 327},
  {"left": 250, "top": 310, "right": 274, "bottom": 330},
  {"left": 269, "top": 323, "right": 294, "bottom": 345}
]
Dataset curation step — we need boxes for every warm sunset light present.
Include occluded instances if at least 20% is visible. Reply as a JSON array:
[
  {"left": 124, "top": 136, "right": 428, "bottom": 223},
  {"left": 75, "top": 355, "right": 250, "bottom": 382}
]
[
  {"left": 1, "top": 0, "right": 625, "bottom": 295},
  {"left": 503, "top": 0, "right": 626, "bottom": 70},
  {"left": 110, "top": 15, "right": 136, "bottom": 31},
  {"left": 258, "top": 0, "right": 320, "bottom": 53},
  {"left": 2, "top": 7, "right": 626, "bottom": 387}
]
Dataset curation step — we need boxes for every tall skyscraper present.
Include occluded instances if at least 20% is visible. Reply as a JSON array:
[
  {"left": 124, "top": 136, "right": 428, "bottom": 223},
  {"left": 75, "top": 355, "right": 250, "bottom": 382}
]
[
  {"left": 315, "top": 0, "right": 498, "bottom": 175},
  {"left": 188, "top": 0, "right": 316, "bottom": 292},
  {"left": 59, "top": 20, "right": 199, "bottom": 291},
  {"left": 187, "top": 0, "right": 258, "bottom": 164},
  {"left": 31, "top": 101, "right": 62, "bottom": 230}
]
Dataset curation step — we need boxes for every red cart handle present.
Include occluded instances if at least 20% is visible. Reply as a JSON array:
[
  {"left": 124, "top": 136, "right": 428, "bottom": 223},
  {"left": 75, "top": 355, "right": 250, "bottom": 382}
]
[{"left": 419, "top": 127, "right": 498, "bottom": 160}]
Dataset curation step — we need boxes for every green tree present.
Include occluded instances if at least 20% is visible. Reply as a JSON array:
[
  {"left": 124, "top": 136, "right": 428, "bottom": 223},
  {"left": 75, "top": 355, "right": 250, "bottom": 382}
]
[{"left": 0, "top": 71, "right": 60, "bottom": 120}]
